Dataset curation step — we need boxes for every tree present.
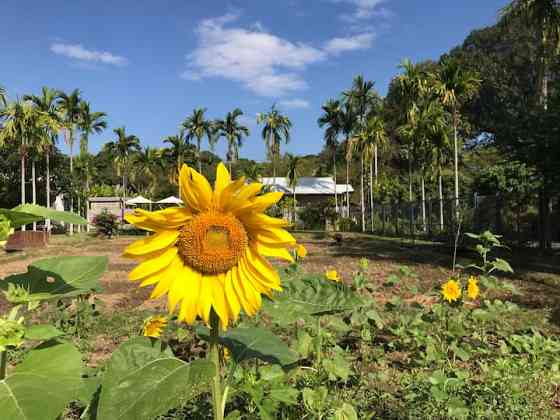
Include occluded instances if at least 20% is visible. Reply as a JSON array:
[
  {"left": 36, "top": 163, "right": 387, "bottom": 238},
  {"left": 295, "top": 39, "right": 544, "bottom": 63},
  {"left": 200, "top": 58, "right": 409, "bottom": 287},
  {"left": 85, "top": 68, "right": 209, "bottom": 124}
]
[
  {"left": 105, "top": 127, "right": 141, "bottom": 201},
  {"left": 215, "top": 109, "right": 250, "bottom": 173},
  {"left": 164, "top": 133, "right": 190, "bottom": 185},
  {"left": 318, "top": 99, "right": 342, "bottom": 214},
  {"left": 0, "top": 85, "right": 7, "bottom": 107},
  {"left": 286, "top": 153, "right": 302, "bottom": 223},
  {"left": 182, "top": 108, "right": 214, "bottom": 173},
  {"left": 78, "top": 101, "right": 107, "bottom": 192},
  {"left": 134, "top": 147, "right": 163, "bottom": 199},
  {"left": 500, "top": 0, "right": 560, "bottom": 250},
  {"left": 340, "top": 101, "right": 356, "bottom": 218},
  {"left": 257, "top": 105, "right": 291, "bottom": 185},
  {"left": 23, "top": 87, "right": 62, "bottom": 215},
  {"left": 432, "top": 57, "right": 480, "bottom": 219},
  {"left": 56, "top": 89, "right": 82, "bottom": 173},
  {"left": 241, "top": 162, "right": 262, "bottom": 182}
]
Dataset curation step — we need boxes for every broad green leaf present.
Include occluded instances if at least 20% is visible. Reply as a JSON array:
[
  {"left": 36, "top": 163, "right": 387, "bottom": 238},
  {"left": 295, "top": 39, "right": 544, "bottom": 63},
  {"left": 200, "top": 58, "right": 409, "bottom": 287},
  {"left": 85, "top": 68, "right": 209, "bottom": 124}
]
[
  {"left": 12, "top": 204, "right": 87, "bottom": 225},
  {"left": 490, "top": 258, "right": 514, "bottom": 273},
  {"left": 0, "top": 256, "right": 107, "bottom": 301},
  {"left": 197, "top": 326, "right": 299, "bottom": 367},
  {"left": 333, "top": 403, "right": 358, "bottom": 420},
  {"left": 25, "top": 324, "right": 64, "bottom": 340},
  {"left": 0, "top": 341, "right": 82, "bottom": 420},
  {"left": 263, "top": 275, "right": 362, "bottom": 325},
  {"left": 0, "top": 209, "right": 42, "bottom": 230},
  {"left": 96, "top": 337, "right": 214, "bottom": 420}
]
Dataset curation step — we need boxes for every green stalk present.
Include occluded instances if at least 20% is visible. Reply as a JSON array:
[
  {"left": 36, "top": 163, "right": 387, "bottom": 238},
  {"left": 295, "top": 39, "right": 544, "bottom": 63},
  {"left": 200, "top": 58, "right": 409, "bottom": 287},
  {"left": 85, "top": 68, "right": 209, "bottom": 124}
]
[
  {"left": 209, "top": 310, "right": 224, "bottom": 420},
  {"left": 0, "top": 350, "right": 7, "bottom": 380},
  {"left": 316, "top": 316, "right": 322, "bottom": 368}
]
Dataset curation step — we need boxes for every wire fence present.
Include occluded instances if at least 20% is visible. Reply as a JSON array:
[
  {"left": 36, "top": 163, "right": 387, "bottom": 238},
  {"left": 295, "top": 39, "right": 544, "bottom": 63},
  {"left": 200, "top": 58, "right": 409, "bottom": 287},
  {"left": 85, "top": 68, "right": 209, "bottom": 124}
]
[{"left": 345, "top": 194, "right": 559, "bottom": 247}]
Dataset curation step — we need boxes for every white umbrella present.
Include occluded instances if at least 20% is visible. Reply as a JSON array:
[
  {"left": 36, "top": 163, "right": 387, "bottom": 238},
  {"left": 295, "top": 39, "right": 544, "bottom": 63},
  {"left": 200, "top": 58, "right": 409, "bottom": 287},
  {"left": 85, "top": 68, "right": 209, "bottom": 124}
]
[
  {"left": 157, "top": 196, "right": 183, "bottom": 205},
  {"left": 125, "top": 195, "right": 152, "bottom": 205}
]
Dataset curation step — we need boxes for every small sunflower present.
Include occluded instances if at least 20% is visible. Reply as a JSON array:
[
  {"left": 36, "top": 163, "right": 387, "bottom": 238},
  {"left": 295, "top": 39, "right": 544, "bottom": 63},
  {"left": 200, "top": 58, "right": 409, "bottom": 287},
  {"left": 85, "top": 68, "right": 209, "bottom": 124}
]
[
  {"left": 325, "top": 270, "right": 341, "bottom": 283},
  {"left": 441, "top": 279, "right": 461, "bottom": 303},
  {"left": 467, "top": 276, "right": 479, "bottom": 300},
  {"left": 142, "top": 315, "right": 168, "bottom": 338},
  {"left": 124, "top": 163, "right": 295, "bottom": 328},
  {"left": 296, "top": 244, "right": 308, "bottom": 259}
]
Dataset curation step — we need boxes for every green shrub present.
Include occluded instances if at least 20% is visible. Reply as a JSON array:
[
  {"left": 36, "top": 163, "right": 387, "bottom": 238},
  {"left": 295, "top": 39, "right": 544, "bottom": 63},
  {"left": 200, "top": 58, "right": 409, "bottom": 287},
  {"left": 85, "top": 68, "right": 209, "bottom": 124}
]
[{"left": 92, "top": 210, "right": 119, "bottom": 238}]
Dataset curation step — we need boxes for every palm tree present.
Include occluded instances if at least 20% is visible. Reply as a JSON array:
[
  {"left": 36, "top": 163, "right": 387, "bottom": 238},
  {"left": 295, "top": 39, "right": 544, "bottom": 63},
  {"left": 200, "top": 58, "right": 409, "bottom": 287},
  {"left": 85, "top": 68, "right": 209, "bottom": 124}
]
[
  {"left": 164, "top": 133, "right": 190, "bottom": 186},
  {"left": 343, "top": 75, "right": 376, "bottom": 127},
  {"left": 286, "top": 153, "right": 302, "bottom": 223},
  {"left": 106, "top": 127, "right": 141, "bottom": 202},
  {"left": 78, "top": 101, "right": 107, "bottom": 191},
  {"left": 340, "top": 101, "right": 356, "bottom": 218},
  {"left": 0, "top": 100, "right": 57, "bottom": 229},
  {"left": 349, "top": 132, "right": 367, "bottom": 231},
  {"left": 241, "top": 162, "right": 262, "bottom": 183},
  {"left": 182, "top": 108, "right": 214, "bottom": 173},
  {"left": 432, "top": 58, "right": 480, "bottom": 219},
  {"left": 318, "top": 99, "right": 342, "bottom": 214},
  {"left": 134, "top": 147, "right": 163, "bottom": 200},
  {"left": 56, "top": 89, "right": 82, "bottom": 173},
  {"left": 257, "top": 105, "right": 291, "bottom": 185},
  {"left": 362, "top": 115, "right": 388, "bottom": 231},
  {"left": 215, "top": 109, "right": 250, "bottom": 173},
  {"left": 23, "top": 87, "right": 61, "bottom": 215}
]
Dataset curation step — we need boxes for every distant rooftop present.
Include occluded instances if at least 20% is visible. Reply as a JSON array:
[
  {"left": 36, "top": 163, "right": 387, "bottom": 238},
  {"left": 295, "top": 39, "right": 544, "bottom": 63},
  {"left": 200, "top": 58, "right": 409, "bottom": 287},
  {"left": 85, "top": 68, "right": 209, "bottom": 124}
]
[
  {"left": 260, "top": 177, "right": 354, "bottom": 195},
  {"left": 89, "top": 197, "right": 123, "bottom": 202}
]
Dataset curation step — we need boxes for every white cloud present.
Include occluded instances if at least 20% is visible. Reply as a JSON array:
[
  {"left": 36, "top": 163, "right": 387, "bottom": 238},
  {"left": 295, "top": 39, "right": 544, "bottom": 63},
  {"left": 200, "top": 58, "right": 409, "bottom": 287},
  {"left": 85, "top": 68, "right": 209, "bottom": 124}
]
[
  {"left": 332, "top": 0, "right": 389, "bottom": 22},
  {"left": 278, "top": 98, "right": 310, "bottom": 109},
  {"left": 184, "top": 14, "right": 327, "bottom": 97},
  {"left": 324, "top": 33, "right": 375, "bottom": 55},
  {"left": 50, "top": 43, "right": 127, "bottom": 66},
  {"left": 183, "top": 14, "right": 377, "bottom": 97}
]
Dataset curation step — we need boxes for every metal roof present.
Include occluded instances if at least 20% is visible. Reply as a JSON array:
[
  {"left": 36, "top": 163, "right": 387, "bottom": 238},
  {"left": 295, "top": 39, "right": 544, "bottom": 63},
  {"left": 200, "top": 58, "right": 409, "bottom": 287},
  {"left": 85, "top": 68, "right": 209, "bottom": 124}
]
[{"left": 260, "top": 177, "right": 354, "bottom": 195}]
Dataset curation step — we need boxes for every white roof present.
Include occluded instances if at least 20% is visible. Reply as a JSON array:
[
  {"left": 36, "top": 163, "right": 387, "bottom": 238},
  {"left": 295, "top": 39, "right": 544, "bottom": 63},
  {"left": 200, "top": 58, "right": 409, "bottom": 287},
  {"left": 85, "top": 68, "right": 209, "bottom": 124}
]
[
  {"left": 157, "top": 196, "right": 184, "bottom": 204},
  {"left": 260, "top": 177, "right": 354, "bottom": 195},
  {"left": 125, "top": 195, "right": 152, "bottom": 205}
]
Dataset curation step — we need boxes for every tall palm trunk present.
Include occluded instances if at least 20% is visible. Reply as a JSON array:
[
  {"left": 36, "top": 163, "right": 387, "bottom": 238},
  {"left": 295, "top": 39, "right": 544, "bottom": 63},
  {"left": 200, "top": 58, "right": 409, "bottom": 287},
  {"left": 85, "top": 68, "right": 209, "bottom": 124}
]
[
  {"left": 408, "top": 151, "right": 413, "bottom": 234},
  {"left": 369, "top": 158, "right": 374, "bottom": 232},
  {"left": 32, "top": 160, "right": 37, "bottom": 231},
  {"left": 197, "top": 137, "right": 202, "bottom": 173},
  {"left": 360, "top": 154, "right": 365, "bottom": 232},
  {"left": 68, "top": 128, "right": 74, "bottom": 236},
  {"left": 333, "top": 151, "right": 338, "bottom": 215},
  {"left": 452, "top": 109, "right": 460, "bottom": 222},
  {"left": 345, "top": 138, "right": 350, "bottom": 218},
  {"left": 438, "top": 172, "right": 444, "bottom": 231},
  {"left": 293, "top": 185, "right": 297, "bottom": 224},
  {"left": 46, "top": 151, "right": 51, "bottom": 233},
  {"left": 374, "top": 145, "right": 378, "bottom": 182},
  {"left": 20, "top": 150, "right": 26, "bottom": 231}
]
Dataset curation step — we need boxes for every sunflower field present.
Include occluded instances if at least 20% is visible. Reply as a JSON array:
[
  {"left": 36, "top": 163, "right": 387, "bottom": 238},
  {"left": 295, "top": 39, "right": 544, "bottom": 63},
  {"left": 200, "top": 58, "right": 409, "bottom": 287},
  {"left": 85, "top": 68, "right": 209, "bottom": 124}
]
[{"left": 1, "top": 165, "right": 560, "bottom": 420}]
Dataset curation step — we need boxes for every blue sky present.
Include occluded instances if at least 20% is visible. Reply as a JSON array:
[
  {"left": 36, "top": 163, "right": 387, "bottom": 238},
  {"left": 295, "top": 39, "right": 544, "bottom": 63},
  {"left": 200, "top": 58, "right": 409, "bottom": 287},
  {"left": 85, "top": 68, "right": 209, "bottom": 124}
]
[{"left": 2, "top": 0, "right": 507, "bottom": 162}]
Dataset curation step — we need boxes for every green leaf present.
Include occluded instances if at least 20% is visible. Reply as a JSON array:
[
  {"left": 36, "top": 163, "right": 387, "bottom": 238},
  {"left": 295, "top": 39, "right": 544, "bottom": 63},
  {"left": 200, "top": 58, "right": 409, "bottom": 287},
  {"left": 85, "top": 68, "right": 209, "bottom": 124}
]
[
  {"left": 25, "top": 324, "right": 64, "bottom": 340},
  {"left": 490, "top": 258, "right": 514, "bottom": 273},
  {"left": 96, "top": 337, "right": 215, "bottom": 420},
  {"left": 12, "top": 204, "right": 87, "bottom": 225},
  {"left": 333, "top": 403, "right": 359, "bottom": 420},
  {"left": 263, "top": 275, "right": 362, "bottom": 325},
  {"left": 0, "top": 209, "right": 42, "bottom": 230},
  {"left": 0, "top": 256, "right": 107, "bottom": 301},
  {"left": 197, "top": 326, "right": 299, "bottom": 367},
  {"left": 322, "top": 351, "right": 352, "bottom": 381},
  {"left": 0, "top": 341, "right": 82, "bottom": 420}
]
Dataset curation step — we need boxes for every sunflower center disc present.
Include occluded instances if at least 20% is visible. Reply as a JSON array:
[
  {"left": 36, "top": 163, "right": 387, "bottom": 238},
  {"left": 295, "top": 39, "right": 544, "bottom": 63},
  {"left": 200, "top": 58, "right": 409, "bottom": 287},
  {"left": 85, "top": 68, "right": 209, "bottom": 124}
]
[{"left": 177, "top": 212, "right": 248, "bottom": 274}]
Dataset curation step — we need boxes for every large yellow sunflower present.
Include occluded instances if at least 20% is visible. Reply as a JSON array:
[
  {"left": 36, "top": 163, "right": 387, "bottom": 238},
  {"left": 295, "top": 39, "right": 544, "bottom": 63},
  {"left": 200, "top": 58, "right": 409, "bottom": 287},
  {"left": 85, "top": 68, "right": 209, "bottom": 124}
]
[{"left": 123, "top": 163, "right": 295, "bottom": 328}]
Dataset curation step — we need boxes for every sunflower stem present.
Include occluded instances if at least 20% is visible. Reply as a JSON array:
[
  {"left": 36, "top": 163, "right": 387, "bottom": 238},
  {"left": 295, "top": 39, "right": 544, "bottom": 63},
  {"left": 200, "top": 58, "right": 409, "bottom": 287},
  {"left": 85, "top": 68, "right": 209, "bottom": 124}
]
[
  {"left": 0, "top": 350, "right": 7, "bottom": 380},
  {"left": 209, "top": 309, "right": 224, "bottom": 420},
  {"left": 316, "top": 316, "right": 322, "bottom": 368}
]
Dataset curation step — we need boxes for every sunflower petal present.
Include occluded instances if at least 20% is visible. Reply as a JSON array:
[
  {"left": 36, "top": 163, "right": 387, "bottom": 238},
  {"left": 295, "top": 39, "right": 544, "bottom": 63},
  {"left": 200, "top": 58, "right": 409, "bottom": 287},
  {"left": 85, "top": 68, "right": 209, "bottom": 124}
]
[
  {"left": 224, "top": 270, "right": 241, "bottom": 323},
  {"left": 198, "top": 274, "right": 214, "bottom": 324},
  {"left": 253, "top": 227, "right": 297, "bottom": 247},
  {"left": 176, "top": 266, "right": 202, "bottom": 323},
  {"left": 252, "top": 241, "right": 294, "bottom": 262},
  {"left": 150, "top": 258, "right": 182, "bottom": 299},
  {"left": 235, "top": 192, "right": 284, "bottom": 215},
  {"left": 214, "top": 163, "right": 231, "bottom": 206},
  {"left": 129, "top": 247, "right": 178, "bottom": 281},
  {"left": 125, "top": 208, "right": 191, "bottom": 232},
  {"left": 211, "top": 273, "right": 230, "bottom": 328},
  {"left": 180, "top": 165, "right": 212, "bottom": 213},
  {"left": 124, "top": 230, "right": 179, "bottom": 257}
]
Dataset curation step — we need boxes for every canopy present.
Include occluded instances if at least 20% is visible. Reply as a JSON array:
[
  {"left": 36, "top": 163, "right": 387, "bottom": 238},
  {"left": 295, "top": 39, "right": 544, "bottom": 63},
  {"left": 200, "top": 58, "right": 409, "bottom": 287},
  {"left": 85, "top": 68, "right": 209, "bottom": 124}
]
[
  {"left": 125, "top": 195, "right": 152, "bottom": 205},
  {"left": 157, "top": 196, "right": 183, "bottom": 204}
]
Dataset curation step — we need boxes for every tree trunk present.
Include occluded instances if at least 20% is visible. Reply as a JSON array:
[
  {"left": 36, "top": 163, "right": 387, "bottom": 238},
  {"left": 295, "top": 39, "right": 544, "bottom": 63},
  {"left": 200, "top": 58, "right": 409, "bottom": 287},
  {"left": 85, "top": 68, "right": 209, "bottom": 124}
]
[
  {"left": 32, "top": 160, "right": 37, "bottom": 231},
  {"left": 346, "top": 143, "right": 350, "bottom": 218},
  {"left": 20, "top": 153, "right": 26, "bottom": 231},
  {"left": 293, "top": 186, "right": 297, "bottom": 225},
  {"left": 333, "top": 151, "right": 338, "bottom": 215},
  {"left": 438, "top": 173, "right": 444, "bottom": 231},
  {"left": 360, "top": 155, "right": 365, "bottom": 232},
  {"left": 453, "top": 110, "right": 460, "bottom": 221},
  {"left": 69, "top": 128, "right": 74, "bottom": 235},
  {"left": 370, "top": 158, "right": 374, "bottom": 232},
  {"left": 197, "top": 137, "right": 202, "bottom": 173},
  {"left": 408, "top": 153, "right": 413, "bottom": 236},
  {"left": 46, "top": 151, "right": 51, "bottom": 233},
  {"left": 421, "top": 174, "right": 426, "bottom": 233},
  {"left": 374, "top": 144, "right": 378, "bottom": 183}
]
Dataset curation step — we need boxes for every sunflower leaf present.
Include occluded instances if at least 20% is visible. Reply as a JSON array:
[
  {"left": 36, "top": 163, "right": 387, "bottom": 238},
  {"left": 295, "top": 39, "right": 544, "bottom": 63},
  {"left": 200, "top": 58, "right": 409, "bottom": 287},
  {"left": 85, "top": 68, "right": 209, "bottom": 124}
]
[
  {"left": 11, "top": 203, "right": 87, "bottom": 225},
  {"left": 197, "top": 326, "right": 299, "bottom": 368},
  {"left": 0, "top": 256, "right": 107, "bottom": 301},
  {"left": 262, "top": 275, "right": 363, "bottom": 326},
  {"left": 0, "top": 340, "right": 82, "bottom": 420},
  {"left": 95, "top": 337, "right": 215, "bottom": 420}
]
